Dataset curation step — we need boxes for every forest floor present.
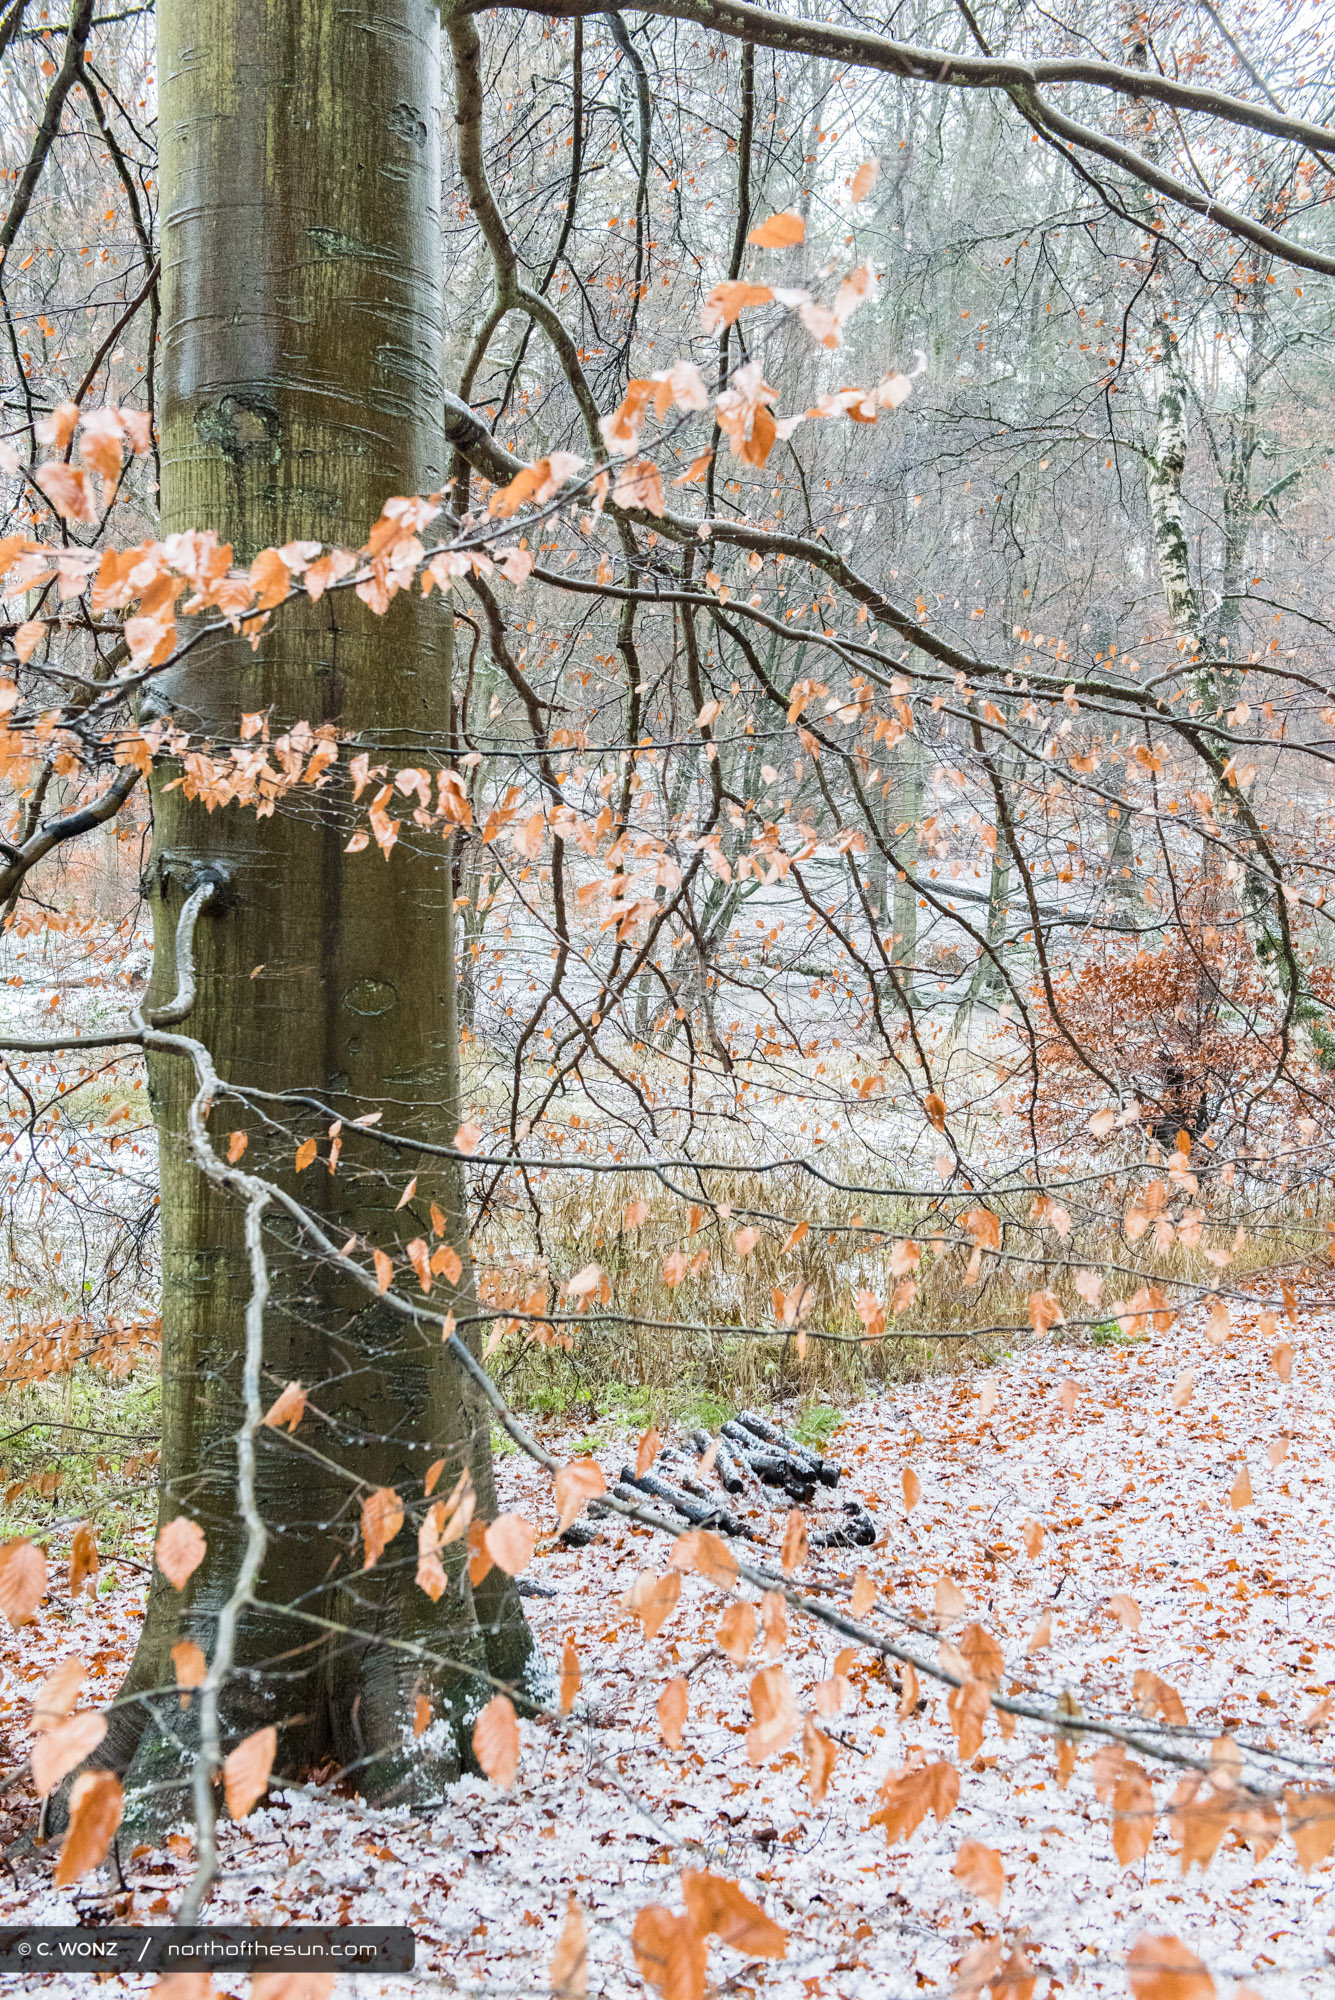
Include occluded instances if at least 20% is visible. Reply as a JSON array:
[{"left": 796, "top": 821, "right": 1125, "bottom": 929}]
[{"left": 0, "top": 1295, "right": 1331, "bottom": 1998}]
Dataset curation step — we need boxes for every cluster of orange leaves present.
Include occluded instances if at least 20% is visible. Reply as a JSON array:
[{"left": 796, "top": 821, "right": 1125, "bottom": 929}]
[{"left": 0, "top": 1312, "right": 159, "bottom": 1389}]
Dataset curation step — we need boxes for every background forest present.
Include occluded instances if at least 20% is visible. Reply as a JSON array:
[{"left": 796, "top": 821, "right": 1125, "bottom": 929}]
[{"left": 0, "top": 1, "right": 1333, "bottom": 1996}]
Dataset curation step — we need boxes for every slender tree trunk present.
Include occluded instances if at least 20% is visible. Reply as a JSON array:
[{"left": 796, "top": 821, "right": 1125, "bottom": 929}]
[
  {"left": 976, "top": 811, "right": 1010, "bottom": 1001},
  {"left": 889, "top": 724, "right": 922, "bottom": 1008},
  {"left": 103, "top": 0, "right": 539, "bottom": 1828}
]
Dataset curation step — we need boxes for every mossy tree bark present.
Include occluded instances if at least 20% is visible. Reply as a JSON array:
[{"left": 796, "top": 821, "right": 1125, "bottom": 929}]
[{"left": 100, "top": 0, "right": 539, "bottom": 1826}]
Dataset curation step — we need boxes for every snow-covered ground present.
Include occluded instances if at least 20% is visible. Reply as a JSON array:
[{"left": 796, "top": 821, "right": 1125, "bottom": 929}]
[{"left": 0, "top": 1297, "right": 1331, "bottom": 1997}]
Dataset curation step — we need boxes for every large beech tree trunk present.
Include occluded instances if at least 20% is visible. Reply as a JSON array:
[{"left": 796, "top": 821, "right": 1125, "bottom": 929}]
[{"left": 101, "top": 0, "right": 539, "bottom": 1825}]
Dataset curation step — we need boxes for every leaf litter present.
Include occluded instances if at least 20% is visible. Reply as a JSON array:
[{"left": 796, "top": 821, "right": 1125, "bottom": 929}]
[{"left": 0, "top": 1299, "right": 1331, "bottom": 1995}]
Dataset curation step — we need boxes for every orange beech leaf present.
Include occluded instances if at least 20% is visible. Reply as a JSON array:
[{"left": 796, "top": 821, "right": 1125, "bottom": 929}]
[
  {"left": 870, "top": 1759, "right": 959, "bottom": 1842},
  {"left": 467, "top": 1517, "right": 493, "bottom": 1587},
  {"left": 780, "top": 1508, "right": 808, "bottom": 1574},
  {"left": 1285, "top": 1787, "right": 1335, "bottom": 1870},
  {"left": 77, "top": 407, "right": 127, "bottom": 483},
  {"left": 1229, "top": 1464, "right": 1254, "bottom": 1509},
  {"left": 223, "top": 1725, "right": 276, "bottom": 1817},
  {"left": 1204, "top": 1297, "right": 1230, "bottom": 1346},
  {"left": 1032, "top": 1291, "right": 1066, "bottom": 1335},
  {"left": 488, "top": 461, "right": 546, "bottom": 519},
  {"left": 814, "top": 1659, "right": 850, "bottom": 1717},
  {"left": 416, "top": 1507, "right": 448, "bottom": 1602},
  {"left": 439, "top": 1468, "right": 476, "bottom": 1545},
  {"left": 13, "top": 618, "right": 45, "bottom": 664},
  {"left": 227, "top": 1130, "right": 248, "bottom": 1163},
  {"left": 851, "top": 158, "right": 880, "bottom": 202},
  {"left": 555, "top": 1458, "right": 606, "bottom": 1533},
  {"left": 962, "top": 1207, "right": 1000, "bottom": 1249},
  {"left": 748, "top": 210, "right": 804, "bottom": 247},
  {"left": 1169, "top": 1773, "right": 1236, "bottom": 1872},
  {"left": 36, "top": 461, "right": 97, "bottom": 524},
  {"left": 172, "top": 1640, "right": 207, "bottom": 1697},
  {"left": 1171, "top": 1369, "right": 1194, "bottom": 1410},
  {"left": 559, "top": 1636, "right": 582, "bottom": 1716},
  {"left": 632, "top": 1905, "right": 706, "bottom": 2000},
  {"left": 453, "top": 1120, "right": 483, "bottom": 1154},
  {"left": 612, "top": 458, "right": 665, "bottom": 515},
  {"left": 1026, "top": 1610, "right": 1052, "bottom": 1653},
  {"left": 623, "top": 1199, "right": 650, "bottom": 1229},
  {"left": 668, "top": 1530, "right": 738, "bottom": 1588},
  {"left": 673, "top": 448, "right": 713, "bottom": 485},
  {"left": 732, "top": 1224, "right": 760, "bottom": 1259},
  {"left": 993, "top": 1941, "right": 1038, "bottom": 2000},
  {"left": 1134, "top": 1669, "right": 1188, "bottom": 1727},
  {"left": 851, "top": 1570, "right": 876, "bottom": 1619},
  {"left": 802, "top": 1713, "right": 838, "bottom": 1802},
  {"left": 294, "top": 1137, "right": 317, "bottom": 1172},
  {"left": 1075, "top": 1268, "right": 1104, "bottom": 1307},
  {"left": 431, "top": 1241, "right": 463, "bottom": 1285},
  {"left": 1125, "top": 1933, "right": 1215, "bottom": 2000},
  {"left": 952, "top": 1837, "right": 1005, "bottom": 1908},
  {"left": 1271, "top": 1341, "right": 1294, "bottom": 1382},
  {"left": 550, "top": 1895, "right": 588, "bottom": 1997},
  {"left": 897, "top": 1659, "right": 920, "bottom": 1719},
  {"left": 360, "top": 1487, "right": 405, "bottom": 1569},
  {"left": 36, "top": 400, "right": 79, "bottom": 451},
  {"left": 781, "top": 1218, "right": 808, "bottom": 1253},
  {"left": 32, "top": 1656, "right": 85, "bottom": 1729},
  {"left": 54, "top": 1770, "right": 123, "bottom": 1886},
  {"left": 424, "top": 1458, "right": 446, "bottom": 1497},
  {"left": 1109, "top": 1592, "right": 1142, "bottom": 1633},
  {"left": 372, "top": 1247, "right": 394, "bottom": 1293},
  {"left": 474, "top": 1693, "right": 520, "bottom": 1789},
  {"left": 0, "top": 1538, "right": 46, "bottom": 1626},
  {"left": 760, "top": 1589, "right": 787, "bottom": 1658},
  {"left": 1022, "top": 1518, "right": 1044, "bottom": 1556},
  {"left": 407, "top": 1237, "right": 432, "bottom": 1293},
  {"left": 564, "top": 1261, "right": 605, "bottom": 1302},
  {"left": 69, "top": 1521, "right": 98, "bottom": 1598},
  {"left": 935, "top": 1575, "right": 968, "bottom": 1622},
  {"left": 263, "top": 1381, "right": 306, "bottom": 1432},
  {"left": 156, "top": 1517, "right": 206, "bottom": 1590},
  {"left": 716, "top": 1601, "right": 756, "bottom": 1665},
  {"left": 680, "top": 1868, "right": 787, "bottom": 1956},
  {"left": 32, "top": 1711, "right": 106, "bottom": 1795},
  {"left": 959, "top": 1622, "right": 1004, "bottom": 1685},
  {"left": 414, "top": 1694, "right": 431, "bottom": 1738},
  {"left": 701, "top": 280, "right": 773, "bottom": 331},
  {"left": 924, "top": 1090, "right": 947, "bottom": 1131},
  {"left": 902, "top": 1466, "right": 921, "bottom": 1511},
  {"left": 485, "top": 1512, "right": 535, "bottom": 1576},
  {"left": 938, "top": 1638, "right": 969, "bottom": 1680},
  {"left": 249, "top": 547, "right": 291, "bottom": 609},
  {"left": 947, "top": 1678, "right": 990, "bottom": 1760},
  {"left": 1113, "top": 1764, "right": 1156, "bottom": 1865},
  {"left": 954, "top": 1938, "right": 1004, "bottom": 1999},
  {"left": 657, "top": 1676, "right": 688, "bottom": 1748},
  {"left": 623, "top": 1569, "right": 682, "bottom": 1640},
  {"left": 746, "top": 1664, "right": 797, "bottom": 1763},
  {"left": 853, "top": 1288, "right": 885, "bottom": 1338},
  {"left": 635, "top": 1426, "right": 662, "bottom": 1478}
]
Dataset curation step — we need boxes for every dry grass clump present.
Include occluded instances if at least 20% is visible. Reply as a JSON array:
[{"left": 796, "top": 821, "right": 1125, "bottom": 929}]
[{"left": 474, "top": 1124, "right": 1334, "bottom": 1422}]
